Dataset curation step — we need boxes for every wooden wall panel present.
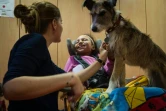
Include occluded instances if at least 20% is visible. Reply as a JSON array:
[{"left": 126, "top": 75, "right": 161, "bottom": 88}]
[
  {"left": 146, "top": 0, "right": 166, "bottom": 53},
  {"left": 0, "top": 0, "right": 20, "bottom": 83},
  {"left": 0, "top": 0, "right": 20, "bottom": 109},
  {"left": 57, "top": 0, "right": 90, "bottom": 68},
  {"left": 120, "top": 0, "right": 146, "bottom": 78}
]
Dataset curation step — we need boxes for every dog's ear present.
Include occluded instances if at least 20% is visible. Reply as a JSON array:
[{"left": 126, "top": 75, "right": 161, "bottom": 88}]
[
  {"left": 82, "top": 0, "right": 95, "bottom": 10},
  {"left": 108, "top": 0, "right": 117, "bottom": 7}
]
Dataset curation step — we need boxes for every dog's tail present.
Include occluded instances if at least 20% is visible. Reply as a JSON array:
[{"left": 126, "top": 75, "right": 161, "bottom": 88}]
[
  {"left": 148, "top": 68, "right": 166, "bottom": 89},
  {"left": 148, "top": 46, "right": 166, "bottom": 89}
]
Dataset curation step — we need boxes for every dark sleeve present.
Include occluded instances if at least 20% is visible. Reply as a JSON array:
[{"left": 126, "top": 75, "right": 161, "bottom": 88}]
[
  {"left": 3, "top": 36, "right": 48, "bottom": 84},
  {"left": 54, "top": 63, "right": 66, "bottom": 73}
]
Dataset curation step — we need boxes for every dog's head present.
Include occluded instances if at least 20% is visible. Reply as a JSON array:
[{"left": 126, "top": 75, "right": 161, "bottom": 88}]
[{"left": 83, "top": 0, "right": 117, "bottom": 32}]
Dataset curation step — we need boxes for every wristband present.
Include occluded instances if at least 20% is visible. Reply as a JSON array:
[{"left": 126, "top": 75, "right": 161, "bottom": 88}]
[{"left": 97, "top": 58, "right": 105, "bottom": 66}]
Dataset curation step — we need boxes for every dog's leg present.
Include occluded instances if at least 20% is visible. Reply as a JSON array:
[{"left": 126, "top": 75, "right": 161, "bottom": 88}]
[
  {"left": 119, "top": 66, "right": 126, "bottom": 87},
  {"left": 106, "top": 56, "right": 125, "bottom": 93}
]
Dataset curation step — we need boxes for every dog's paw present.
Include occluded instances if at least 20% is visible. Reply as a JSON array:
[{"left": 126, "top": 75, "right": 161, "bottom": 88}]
[{"left": 105, "top": 88, "right": 113, "bottom": 93}]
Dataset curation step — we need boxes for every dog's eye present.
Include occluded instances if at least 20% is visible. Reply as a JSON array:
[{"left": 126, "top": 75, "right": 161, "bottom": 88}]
[{"left": 99, "top": 11, "right": 106, "bottom": 16}]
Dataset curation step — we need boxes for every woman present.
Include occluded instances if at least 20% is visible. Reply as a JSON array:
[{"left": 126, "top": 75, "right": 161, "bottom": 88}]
[{"left": 2, "top": 2, "right": 108, "bottom": 111}]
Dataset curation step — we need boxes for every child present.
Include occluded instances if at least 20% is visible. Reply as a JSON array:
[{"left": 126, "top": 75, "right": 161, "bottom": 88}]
[{"left": 65, "top": 34, "right": 114, "bottom": 88}]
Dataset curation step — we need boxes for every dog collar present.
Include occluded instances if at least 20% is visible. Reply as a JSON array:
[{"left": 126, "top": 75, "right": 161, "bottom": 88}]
[{"left": 106, "top": 15, "right": 123, "bottom": 34}]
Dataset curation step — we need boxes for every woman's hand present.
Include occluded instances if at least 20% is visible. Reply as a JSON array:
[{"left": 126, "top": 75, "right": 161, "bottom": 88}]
[{"left": 67, "top": 74, "right": 84, "bottom": 102}]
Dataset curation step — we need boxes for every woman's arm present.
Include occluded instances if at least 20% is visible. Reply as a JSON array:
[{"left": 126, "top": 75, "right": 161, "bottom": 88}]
[
  {"left": 3, "top": 73, "right": 83, "bottom": 102},
  {"left": 77, "top": 48, "right": 108, "bottom": 82},
  {"left": 3, "top": 49, "right": 108, "bottom": 101}
]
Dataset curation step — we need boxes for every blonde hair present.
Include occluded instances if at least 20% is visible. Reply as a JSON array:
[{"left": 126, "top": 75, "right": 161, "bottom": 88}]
[{"left": 14, "top": 1, "right": 61, "bottom": 34}]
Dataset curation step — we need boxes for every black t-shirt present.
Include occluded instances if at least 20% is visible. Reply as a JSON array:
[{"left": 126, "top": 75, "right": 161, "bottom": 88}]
[{"left": 3, "top": 33, "right": 65, "bottom": 111}]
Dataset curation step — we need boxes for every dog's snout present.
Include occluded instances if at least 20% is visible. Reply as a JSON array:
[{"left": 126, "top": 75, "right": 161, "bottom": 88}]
[{"left": 92, "top": 26, "right": 98, "bottom": 32}]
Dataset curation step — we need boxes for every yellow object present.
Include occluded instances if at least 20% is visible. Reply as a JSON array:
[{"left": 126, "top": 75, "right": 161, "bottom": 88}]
[
  {"left": 124, "top": 87, "right": 146, "bottom": 109},
  {"left": 125, "top": 75, "right": 149, "bottom": 87}
]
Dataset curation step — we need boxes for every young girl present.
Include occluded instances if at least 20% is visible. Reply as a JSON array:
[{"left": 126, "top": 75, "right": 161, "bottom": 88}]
[{"left": 65, "top": 34, "right": 114, "bottom": 88}]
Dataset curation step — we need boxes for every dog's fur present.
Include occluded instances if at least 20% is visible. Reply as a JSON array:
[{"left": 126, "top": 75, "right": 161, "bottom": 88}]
[{"left": 83, "top": 0, "right": 166, "bottom": 92}]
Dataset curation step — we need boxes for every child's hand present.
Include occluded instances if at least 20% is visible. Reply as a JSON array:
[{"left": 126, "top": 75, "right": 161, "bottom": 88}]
[
  {"left": 101, "top": 42, "right": 110, "bottom": 51},
  {"left": 99, "top": 42, "right": 109, "bottom": 63}
]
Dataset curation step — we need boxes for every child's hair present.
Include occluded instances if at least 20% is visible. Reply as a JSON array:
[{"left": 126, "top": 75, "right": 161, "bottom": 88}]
[{"left": 14, "top": 1, "right": 61, "bottom": 34}]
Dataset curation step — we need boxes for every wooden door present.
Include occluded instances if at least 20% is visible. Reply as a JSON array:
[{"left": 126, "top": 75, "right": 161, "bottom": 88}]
[
  {"left": 0, "top": 0, "right": 20, "bottom": 82},
  {"left": 120, "top": 0, "right": 146, "bottom": 78}
]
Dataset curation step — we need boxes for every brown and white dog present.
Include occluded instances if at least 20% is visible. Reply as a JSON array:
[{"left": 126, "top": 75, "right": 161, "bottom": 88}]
[{"left": 83, "top": 0, "right": 166, "bottom": 92}]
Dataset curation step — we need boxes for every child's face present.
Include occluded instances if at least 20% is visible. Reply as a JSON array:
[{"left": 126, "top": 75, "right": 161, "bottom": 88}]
[{"left": 75, "top": 35, "right": 95, "bottom": 56}]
